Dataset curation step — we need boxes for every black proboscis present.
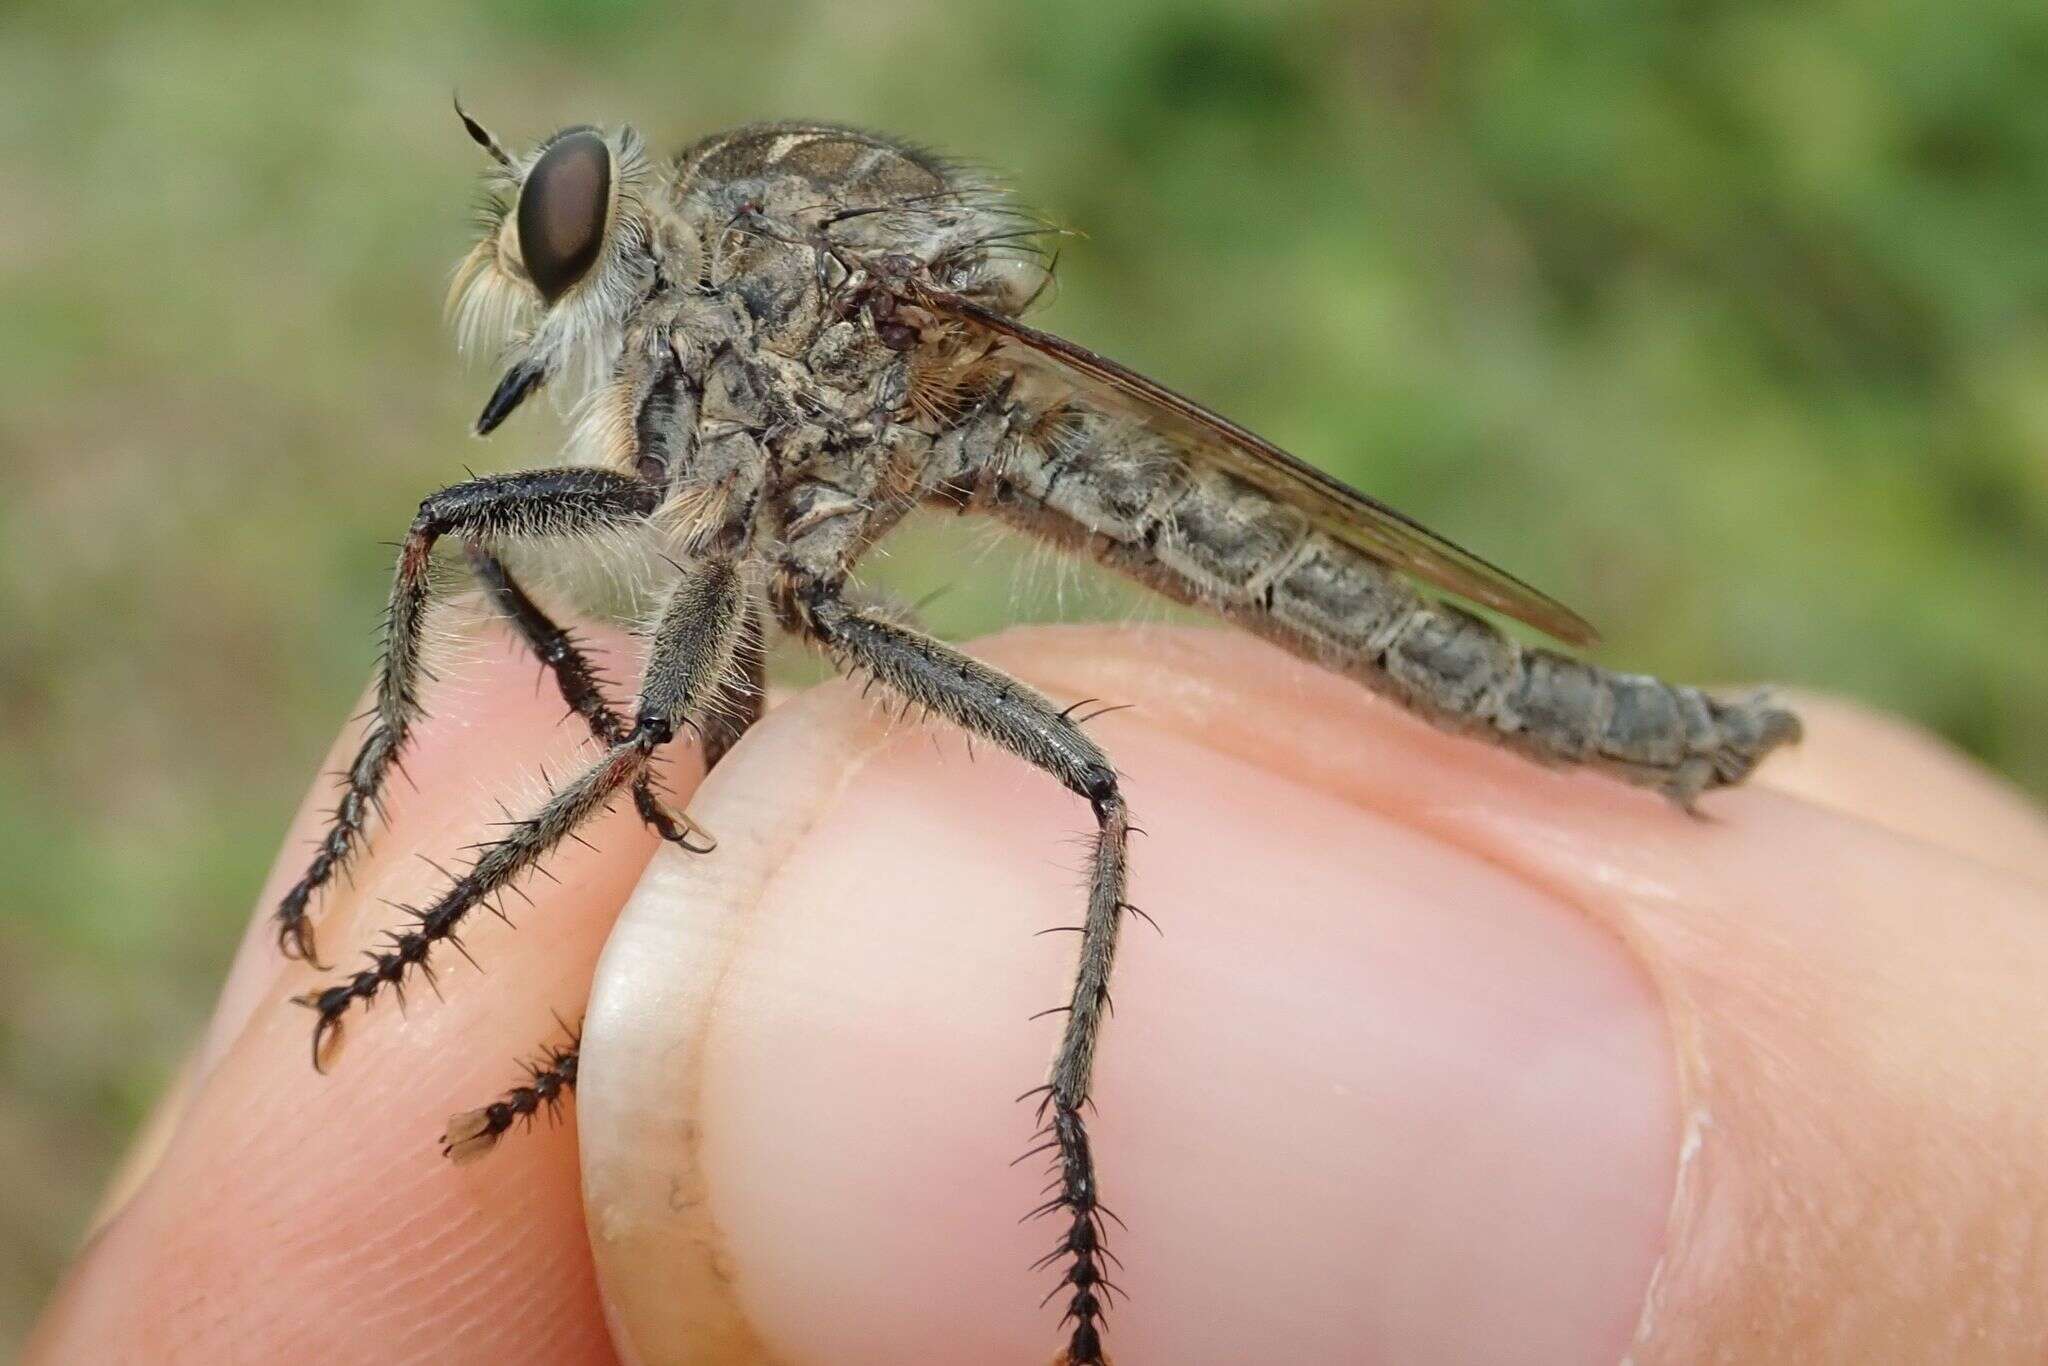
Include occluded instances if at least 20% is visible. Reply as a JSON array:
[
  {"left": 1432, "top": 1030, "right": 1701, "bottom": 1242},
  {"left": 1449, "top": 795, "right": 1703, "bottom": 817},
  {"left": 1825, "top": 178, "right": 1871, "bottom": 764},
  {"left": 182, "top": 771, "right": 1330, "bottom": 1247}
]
[{"left": 475, "top": 360, "right": 546, "bottom": 436}]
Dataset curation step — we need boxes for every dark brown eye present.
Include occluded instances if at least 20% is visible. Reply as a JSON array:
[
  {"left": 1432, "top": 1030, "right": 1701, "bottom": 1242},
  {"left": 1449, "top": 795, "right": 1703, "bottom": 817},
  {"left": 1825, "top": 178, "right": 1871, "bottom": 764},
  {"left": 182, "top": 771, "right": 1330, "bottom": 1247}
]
[{"left": 517, "top": 130, "right": 611, "bottom": 303}]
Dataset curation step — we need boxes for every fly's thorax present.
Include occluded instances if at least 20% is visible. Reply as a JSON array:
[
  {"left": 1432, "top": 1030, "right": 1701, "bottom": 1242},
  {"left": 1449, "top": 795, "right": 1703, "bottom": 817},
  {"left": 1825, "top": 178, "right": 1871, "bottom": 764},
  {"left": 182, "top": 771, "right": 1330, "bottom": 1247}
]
[
  {"left": 610, "top": 292, "right": 916, "bottom": 559},
  {"left": 675, "top": 122, "right": 958, "bottom": 208},
  {"left": 806, "top": 318, "right": 903, "bottom": 401},
  {"left": 716, "top": 235, "right": 830, "bottom": 357},
  {"left": 672, "top": 123, "right": 1055, "bottom": 326}
]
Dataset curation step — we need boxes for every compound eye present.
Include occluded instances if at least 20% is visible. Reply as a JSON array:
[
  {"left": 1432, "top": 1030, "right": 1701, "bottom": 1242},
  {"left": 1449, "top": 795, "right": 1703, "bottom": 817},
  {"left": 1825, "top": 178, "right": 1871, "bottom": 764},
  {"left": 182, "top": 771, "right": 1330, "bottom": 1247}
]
[{"left": 517, "top": 130, "right": 612, "bottom": 303}]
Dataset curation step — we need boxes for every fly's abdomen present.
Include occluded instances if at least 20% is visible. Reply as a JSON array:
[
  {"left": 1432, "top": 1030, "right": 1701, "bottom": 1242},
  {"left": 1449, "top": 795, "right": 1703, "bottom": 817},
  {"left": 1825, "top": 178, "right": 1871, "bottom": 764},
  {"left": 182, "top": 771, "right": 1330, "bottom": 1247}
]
[{"left": 984, "top": 404, "right": 1799, "bottom": 804}]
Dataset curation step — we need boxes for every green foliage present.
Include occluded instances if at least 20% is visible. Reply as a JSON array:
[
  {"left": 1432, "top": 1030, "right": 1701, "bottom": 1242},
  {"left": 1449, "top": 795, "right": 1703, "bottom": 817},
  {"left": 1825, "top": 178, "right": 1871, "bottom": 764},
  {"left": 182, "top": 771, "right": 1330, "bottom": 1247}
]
[{"left": 1, "top": 0, "right": 2043, "bottom": 1346}]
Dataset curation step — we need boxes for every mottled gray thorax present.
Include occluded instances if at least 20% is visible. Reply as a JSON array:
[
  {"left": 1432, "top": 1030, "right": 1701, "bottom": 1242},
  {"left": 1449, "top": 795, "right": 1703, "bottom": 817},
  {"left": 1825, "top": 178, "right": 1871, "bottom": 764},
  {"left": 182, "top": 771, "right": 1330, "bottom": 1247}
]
[
  {"left": 670, "top": 124, "right": 955, "bottom": 356},
  {"left": 628, "top": 126, "right": 969, "bottom": 577}
]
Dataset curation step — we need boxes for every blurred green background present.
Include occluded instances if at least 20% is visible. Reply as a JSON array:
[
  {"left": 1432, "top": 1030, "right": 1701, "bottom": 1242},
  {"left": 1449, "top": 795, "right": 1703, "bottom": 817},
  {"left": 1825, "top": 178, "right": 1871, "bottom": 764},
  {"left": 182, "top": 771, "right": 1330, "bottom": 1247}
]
[{"left": 2, "top": 0, "right": 2045, "bottom": 1347}]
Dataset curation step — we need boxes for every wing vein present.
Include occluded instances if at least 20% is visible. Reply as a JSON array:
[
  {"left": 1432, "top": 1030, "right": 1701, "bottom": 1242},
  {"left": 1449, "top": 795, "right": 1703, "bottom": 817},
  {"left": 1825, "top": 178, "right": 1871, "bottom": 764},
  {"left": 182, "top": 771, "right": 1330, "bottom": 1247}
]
[{"left": 908, "top": 281, "right": 1600, "bottom": 648}]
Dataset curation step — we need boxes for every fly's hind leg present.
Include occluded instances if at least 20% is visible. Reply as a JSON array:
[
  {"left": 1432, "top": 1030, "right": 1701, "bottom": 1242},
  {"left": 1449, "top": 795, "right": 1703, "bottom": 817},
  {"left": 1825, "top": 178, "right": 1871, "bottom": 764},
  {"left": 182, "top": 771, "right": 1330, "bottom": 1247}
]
[
  {"left": 780, "top": 575, "right": 1130, "bottom": 1366},
  {"left": 274, "top": 470, "right": 660, "bottom": 967},
  {"left": 295, "top": 555, "right": 749, "bottom": 1072}
]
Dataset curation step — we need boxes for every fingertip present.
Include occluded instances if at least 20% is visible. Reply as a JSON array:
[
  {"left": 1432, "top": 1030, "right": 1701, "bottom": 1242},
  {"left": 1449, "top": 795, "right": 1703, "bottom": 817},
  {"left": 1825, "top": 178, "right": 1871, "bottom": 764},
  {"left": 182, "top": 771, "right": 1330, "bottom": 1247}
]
[{"left": 30, "top": 621, "right": 674, "bottom": 1365}]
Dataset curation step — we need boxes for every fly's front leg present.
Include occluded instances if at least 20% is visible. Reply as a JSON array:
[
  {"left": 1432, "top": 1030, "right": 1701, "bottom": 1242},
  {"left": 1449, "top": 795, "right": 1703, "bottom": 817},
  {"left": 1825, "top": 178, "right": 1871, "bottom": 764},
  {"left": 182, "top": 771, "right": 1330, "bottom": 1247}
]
[
  {"left": 274, "top": 470, "right": 660, "bottom": 967},
  {"left": 781, "top": 578, "right": 1130, "bottom": 1366},
  {"left": 294, "top": 555, "right": 748, "bottom": 1071},
  {"left": 465, "top": 543, "right": 631, "bottom": 744}
]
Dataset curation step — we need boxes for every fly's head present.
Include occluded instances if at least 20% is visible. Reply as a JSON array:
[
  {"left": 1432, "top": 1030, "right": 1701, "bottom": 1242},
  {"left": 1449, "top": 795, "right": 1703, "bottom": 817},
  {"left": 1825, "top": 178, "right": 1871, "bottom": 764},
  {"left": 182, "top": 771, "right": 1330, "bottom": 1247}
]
[{"left": 447, "top": 104, "right": 666, "bottom": 436}]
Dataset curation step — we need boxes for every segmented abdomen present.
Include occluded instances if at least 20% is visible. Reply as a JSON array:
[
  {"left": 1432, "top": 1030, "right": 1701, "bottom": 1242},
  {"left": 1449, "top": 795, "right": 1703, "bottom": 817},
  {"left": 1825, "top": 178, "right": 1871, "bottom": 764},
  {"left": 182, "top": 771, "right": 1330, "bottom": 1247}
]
[{"left": 979, "top": 403, "right": 1798, "bottom": 804}]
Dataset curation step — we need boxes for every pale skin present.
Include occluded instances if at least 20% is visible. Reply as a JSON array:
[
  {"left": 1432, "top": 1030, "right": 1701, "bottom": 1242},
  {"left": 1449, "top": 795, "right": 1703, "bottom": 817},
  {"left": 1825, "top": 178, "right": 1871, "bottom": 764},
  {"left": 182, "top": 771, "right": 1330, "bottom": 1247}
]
[{"left": 25, "top": 623, "right": 2048, "bottom": 1364}]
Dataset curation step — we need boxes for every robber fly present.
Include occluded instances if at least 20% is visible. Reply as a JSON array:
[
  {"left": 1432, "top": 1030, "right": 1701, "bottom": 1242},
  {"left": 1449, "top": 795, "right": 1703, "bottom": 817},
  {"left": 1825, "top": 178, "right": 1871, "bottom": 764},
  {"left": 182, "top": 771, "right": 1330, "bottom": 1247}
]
[{"left": 280, "top": 111, "right": 1800, "bottom": 1365}]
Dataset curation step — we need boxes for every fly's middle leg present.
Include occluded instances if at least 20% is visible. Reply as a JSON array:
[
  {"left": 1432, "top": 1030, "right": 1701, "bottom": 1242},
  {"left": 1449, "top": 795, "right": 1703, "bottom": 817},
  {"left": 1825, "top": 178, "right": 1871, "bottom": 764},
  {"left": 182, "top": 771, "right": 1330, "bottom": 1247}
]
[
  {"left": 465, "top": 543, "right": 736, "bottom": 852},
  {"left": 294, "top": 554, "right": 749, "bottom": 1071},
  {"left": 441, "top": 1021, "right": 581, "bottom": 1165},
  {"left": 469, "top": 543, "right": 769, "bottom": 779},
  {"left": 273, "top": 469, "right": 660, "bottom": 967},
  {"left": 780, "top": 577, "right": 1131, "bottom": 1366},
  {"left": 452, "top": 549, "right": 770, "bottom": 1160},
  {"left": 696, "top": 601, "right": 768, "bottom": 771}
]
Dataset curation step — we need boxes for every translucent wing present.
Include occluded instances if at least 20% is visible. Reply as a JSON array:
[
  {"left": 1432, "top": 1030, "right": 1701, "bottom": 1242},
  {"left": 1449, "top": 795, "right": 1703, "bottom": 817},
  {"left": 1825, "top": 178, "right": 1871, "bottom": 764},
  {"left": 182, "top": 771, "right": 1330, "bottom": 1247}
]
[{"left": 908, "top": 281, "right": 1600, "bottom": 648}]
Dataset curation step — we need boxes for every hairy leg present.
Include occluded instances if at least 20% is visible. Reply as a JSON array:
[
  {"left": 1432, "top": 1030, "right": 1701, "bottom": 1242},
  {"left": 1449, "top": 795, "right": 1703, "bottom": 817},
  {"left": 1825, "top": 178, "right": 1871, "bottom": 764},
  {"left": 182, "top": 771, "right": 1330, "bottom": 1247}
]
[
  {"left": 781, "top": 579, "right": 1130, "bottom": 1366},
  {"left": 274, "top": 470, "right": 661, "bottom": 966},
  {"left": 464, "top": 543, "right": 634, "bottom": 745},
  {"left": 698, "top": 601, "right": 768, "bottom": 771},
  {"left": 441, "top": 1022, "right": 582, "bottom": 1165},
  {"left": 296, "top": 554, "right": 749, "bottom": 1071},
  {"left": 464, "top": 544, "right": 739, "bottom": 850},
  {"left": 451, "top": 549, "right": 769, "bottom": 1156}
]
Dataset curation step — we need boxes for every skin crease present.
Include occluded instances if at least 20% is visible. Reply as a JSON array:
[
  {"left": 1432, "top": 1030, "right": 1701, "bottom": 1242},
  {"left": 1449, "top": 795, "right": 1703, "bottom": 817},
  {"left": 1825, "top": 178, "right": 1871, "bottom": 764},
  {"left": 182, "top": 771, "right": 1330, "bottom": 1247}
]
[{"left": 24, "top": 621, "right": 2048, "bottom": 1364}]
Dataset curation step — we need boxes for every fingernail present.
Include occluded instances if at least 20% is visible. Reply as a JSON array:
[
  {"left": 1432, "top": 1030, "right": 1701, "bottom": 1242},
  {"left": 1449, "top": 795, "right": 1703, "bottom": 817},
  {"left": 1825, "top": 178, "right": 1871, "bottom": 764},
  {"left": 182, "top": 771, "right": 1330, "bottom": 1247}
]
[{"left": 578, "top": 628, "right": 1681, "bottom": 1364}]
